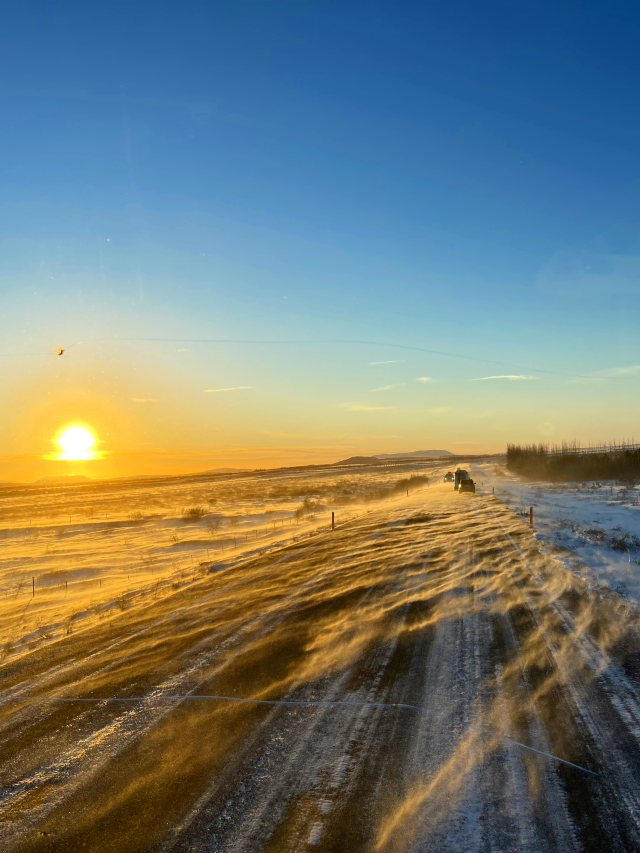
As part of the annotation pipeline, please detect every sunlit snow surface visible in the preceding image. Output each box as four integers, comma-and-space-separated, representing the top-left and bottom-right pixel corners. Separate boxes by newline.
475, 462, 640, 600
3, 462, 640, 851
0, 465, 429, 658
4, 461, 639, 659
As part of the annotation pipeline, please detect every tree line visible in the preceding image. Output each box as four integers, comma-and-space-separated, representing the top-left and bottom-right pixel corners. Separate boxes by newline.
506, 443, 640, 486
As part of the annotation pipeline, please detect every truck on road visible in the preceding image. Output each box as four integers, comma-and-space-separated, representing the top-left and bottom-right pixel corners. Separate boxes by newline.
454, 468, 469, 489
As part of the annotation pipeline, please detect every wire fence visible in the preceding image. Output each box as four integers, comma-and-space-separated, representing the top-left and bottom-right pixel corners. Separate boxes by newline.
545, 440, 640, 456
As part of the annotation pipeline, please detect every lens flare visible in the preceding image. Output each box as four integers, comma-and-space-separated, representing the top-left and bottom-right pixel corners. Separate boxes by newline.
56, 425, 97, 460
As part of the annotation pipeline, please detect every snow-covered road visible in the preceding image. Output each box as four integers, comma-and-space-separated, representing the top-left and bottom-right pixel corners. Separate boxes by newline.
3, 481, 640, 851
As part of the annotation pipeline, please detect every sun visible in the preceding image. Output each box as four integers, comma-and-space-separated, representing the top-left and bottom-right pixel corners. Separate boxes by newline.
56, 425, 97, 460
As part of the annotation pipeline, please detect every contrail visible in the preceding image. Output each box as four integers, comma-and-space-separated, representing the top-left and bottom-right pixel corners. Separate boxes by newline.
105, 337, 593, 379
1, 693, 597, 775
0, 336, 597, 379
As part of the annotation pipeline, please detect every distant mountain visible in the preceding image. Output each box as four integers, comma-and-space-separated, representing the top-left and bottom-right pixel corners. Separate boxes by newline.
375, 450, 453, 459
334, 456, 381, 466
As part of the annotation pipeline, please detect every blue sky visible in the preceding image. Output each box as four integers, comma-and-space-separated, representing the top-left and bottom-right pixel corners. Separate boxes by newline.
1, 1, 640, 476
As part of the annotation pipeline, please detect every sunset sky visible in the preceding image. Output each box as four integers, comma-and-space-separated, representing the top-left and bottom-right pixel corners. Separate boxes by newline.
2, 2, 640, 480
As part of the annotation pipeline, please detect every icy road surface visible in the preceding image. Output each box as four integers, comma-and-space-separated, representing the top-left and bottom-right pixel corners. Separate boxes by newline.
2, 482, 640, 852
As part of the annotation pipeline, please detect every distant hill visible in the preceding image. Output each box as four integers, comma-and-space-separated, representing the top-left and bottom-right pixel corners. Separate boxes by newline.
334, 450, 454, 466
34, 475, 93, 484
375, 450, 453, 459
201, 467, 252, 474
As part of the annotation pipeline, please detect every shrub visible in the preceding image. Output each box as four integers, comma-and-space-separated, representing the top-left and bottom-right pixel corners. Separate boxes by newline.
391, 475, 429, 493
360, 474, 430, 503
294, 497, 317, 520
182, 506, 207, 523
618, 475, 639, 490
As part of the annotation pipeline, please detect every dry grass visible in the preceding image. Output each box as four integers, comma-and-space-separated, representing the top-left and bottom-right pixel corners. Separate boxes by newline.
0, 462, 436, 662
1, 480, 636, 851
182, 506, 207, 523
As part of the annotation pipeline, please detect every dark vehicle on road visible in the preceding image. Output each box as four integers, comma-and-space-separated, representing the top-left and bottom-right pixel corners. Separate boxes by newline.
444, 472, 455, 482
454, 468, 469, 488
458, 478, 475, 494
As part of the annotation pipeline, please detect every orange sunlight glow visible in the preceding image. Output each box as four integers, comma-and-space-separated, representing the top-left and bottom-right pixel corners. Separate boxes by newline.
56, 424, 97, 460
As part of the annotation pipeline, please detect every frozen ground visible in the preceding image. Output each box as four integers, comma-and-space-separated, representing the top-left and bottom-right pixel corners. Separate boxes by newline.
2, 464, 640, 851
0, 464, 429, 660
473, 461, 640, 601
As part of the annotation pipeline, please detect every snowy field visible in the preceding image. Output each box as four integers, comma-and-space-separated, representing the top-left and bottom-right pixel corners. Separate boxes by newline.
4, 463, 640, 850
0, 463, 432, 661
4, 473, 640, 851
6, 456, 639, 660
473, 460, 640, 601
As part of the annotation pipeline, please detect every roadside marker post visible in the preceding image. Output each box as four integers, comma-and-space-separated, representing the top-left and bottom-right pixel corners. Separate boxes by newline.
530, 507, 533, 526
332, 512, 335, 530
32, 577, 35, 597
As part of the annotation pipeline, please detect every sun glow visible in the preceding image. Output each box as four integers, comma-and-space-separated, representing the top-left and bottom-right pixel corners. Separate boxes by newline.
56, 425, 97, 460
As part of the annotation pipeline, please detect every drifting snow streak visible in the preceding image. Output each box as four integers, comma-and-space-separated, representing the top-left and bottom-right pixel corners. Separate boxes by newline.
1, 693, 596, 775
1, 471, 640, 852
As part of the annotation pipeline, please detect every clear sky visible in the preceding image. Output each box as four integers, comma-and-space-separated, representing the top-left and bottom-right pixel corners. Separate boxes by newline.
2, 1, 640, 479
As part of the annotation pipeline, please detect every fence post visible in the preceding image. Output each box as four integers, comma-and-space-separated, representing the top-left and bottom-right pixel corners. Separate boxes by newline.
492, 487, 494, 495
332, 511, 335, 530
32, 577, 35, 597
530, 507, 533, 526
